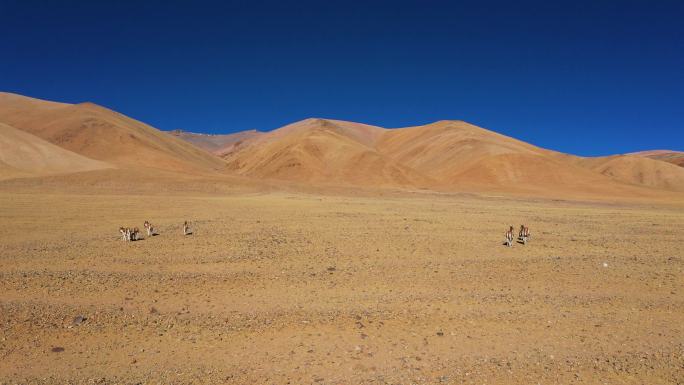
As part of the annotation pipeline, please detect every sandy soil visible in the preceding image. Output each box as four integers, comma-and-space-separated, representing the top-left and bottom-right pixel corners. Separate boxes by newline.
1, 190, 682, 385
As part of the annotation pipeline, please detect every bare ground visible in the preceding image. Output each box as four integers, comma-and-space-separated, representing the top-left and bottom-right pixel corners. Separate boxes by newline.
1, 191, 683, 384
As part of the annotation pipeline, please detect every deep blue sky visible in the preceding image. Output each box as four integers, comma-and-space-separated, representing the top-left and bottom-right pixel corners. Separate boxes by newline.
1, 0, 682, 156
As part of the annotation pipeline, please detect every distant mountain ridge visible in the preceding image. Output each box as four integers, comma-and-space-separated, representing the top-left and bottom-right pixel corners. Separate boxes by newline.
168, 129, 264, 156
212, 117, 684, 194
1, 92, 683, 197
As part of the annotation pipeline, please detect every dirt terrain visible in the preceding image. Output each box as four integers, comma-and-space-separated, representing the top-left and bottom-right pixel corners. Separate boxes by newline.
1, 188, 682, 384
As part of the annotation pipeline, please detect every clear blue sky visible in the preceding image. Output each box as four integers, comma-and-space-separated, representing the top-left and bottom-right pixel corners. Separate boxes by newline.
1, 0, 682, 156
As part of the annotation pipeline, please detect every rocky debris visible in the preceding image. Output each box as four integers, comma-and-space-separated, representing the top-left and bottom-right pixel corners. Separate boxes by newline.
71, 315, 86, 326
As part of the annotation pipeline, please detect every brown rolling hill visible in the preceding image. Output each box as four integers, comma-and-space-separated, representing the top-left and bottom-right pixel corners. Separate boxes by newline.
218, 118, 684, 195
0, 92, 226, 174
221, 118, 432, 188
628, 150, 684, 168
574, 154, 684, 192
2, 91, 683, 197
0, 121, 111, 180
374, 120, 603, 192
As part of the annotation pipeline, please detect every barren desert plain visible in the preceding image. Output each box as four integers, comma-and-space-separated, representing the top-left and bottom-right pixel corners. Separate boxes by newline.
1, 92, 683, 384
1, 181, 683, 384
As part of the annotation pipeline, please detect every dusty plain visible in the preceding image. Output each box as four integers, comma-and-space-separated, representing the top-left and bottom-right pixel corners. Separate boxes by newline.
1, 188, 683, 385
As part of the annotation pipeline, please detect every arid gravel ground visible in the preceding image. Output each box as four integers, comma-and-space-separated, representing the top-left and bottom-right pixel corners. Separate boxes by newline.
1, 191, 683, 384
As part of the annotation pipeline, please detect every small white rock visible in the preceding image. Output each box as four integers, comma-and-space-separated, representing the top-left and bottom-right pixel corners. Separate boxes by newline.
602, 262, 608, 267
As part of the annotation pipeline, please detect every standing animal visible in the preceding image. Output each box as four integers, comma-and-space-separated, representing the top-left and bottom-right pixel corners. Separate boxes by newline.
183, 221, 190, 235
518, 225, 530, 245
119, 226, 139, 241
144, 221, 154, 236
505, 226, 514, 247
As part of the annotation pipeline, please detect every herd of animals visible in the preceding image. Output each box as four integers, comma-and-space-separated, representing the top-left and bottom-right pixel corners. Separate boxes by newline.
119, 221, 529, 247
118, 220, 191, 241
506, 224, 531, 247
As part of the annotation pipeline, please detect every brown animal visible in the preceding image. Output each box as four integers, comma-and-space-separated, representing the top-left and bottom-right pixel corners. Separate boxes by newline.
144, 221, 154, 236
518, 225, 530, 245
505, 226, 514, 247
119, 226, 140, 241
119, 227, 128, 241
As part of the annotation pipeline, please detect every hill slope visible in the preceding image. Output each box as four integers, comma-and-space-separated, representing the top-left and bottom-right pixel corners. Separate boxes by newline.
222, 118, 431, 188
0, 92, 226, 173
574, 155, 684, 191
213, 118, 684, 195
628, 150, 684, 168
0, 122, 111, 180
